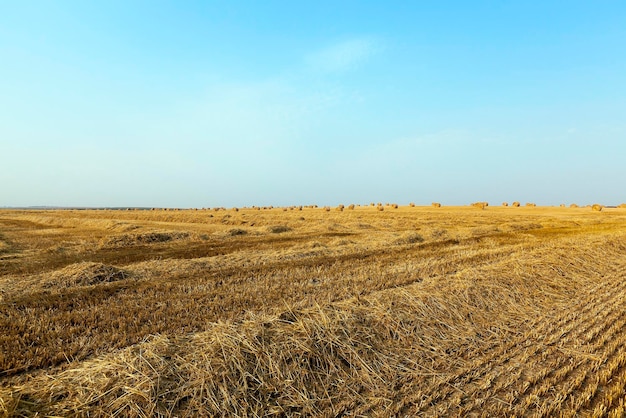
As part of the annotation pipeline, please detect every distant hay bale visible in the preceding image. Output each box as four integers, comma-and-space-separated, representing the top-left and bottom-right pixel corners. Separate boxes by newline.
512, 201, 521, 207
324, 206, 331, 212
232, 207, 239, 212
592, 204, 603, 212
347, 204, 355, 210
502, 202, 509, 207
570, 203, 579, 208
525, 203, 536, 207
409, 202, 415, 207
471, 202, 487, 210
431, 202, 441, 208
377, 206, 384, 211
336, 204, 345, 211
370, 203, 375, 206
559, 204, 566, 208
618, 203, 626, 209
392, 203, 399, 209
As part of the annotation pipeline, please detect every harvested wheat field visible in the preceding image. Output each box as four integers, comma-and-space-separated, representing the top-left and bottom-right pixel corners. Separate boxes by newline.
1, 205, 626, 417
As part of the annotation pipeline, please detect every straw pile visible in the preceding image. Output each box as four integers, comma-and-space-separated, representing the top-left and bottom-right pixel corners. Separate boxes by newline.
42, 262, 129, 288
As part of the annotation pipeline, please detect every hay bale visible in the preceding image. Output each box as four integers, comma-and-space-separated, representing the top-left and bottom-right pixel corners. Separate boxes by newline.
512, 201, 521, 207
471, 202, 487, 210
525, 203, 536, 207
409, 202, 415, 207
377, 206, 384, 211
392, 203, 399, 209
592, 204, 603, 212
559, 204, 566, 208
502, 202, 509, 207
324, 206, 331, 212
432, 202, 441, 208
570, 203, 579, 208
347, 204, 355, 210
618, 203, 626, 209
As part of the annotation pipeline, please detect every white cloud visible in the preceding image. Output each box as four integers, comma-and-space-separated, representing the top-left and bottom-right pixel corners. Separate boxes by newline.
305, 38, 382, 73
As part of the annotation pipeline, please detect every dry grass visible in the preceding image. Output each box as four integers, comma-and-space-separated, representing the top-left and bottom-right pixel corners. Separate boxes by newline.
1, 205, 626, 416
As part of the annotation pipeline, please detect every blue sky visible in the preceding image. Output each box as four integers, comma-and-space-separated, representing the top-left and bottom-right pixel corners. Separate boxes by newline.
1, 1, 625, 207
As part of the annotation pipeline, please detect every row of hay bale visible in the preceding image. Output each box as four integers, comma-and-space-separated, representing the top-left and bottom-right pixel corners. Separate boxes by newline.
470, 202, 612, 211
146, 202, 625, 212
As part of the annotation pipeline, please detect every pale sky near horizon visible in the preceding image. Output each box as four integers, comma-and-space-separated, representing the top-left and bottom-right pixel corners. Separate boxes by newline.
1, 1, 625, 207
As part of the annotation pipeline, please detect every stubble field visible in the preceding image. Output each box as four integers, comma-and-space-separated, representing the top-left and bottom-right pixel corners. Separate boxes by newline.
1, 204, 625, 417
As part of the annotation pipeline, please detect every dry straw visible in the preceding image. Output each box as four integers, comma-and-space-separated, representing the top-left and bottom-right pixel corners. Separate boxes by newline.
431, 202, 441, 208
3, 232, 626, 417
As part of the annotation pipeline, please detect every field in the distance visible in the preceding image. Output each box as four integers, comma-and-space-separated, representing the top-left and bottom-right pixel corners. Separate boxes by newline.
1, 204, 626, 417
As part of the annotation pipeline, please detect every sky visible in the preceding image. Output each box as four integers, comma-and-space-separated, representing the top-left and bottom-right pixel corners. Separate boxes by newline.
1, 1, 625, 207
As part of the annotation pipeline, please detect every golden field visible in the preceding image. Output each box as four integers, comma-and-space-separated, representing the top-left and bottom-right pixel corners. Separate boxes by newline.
1, 204, 626, 417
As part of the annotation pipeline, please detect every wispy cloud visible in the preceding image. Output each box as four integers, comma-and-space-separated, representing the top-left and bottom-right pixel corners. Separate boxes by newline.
305, 38, 383, 73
